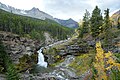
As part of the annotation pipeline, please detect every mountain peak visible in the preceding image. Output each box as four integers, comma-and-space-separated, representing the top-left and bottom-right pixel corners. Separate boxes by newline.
55, 18, 79, 28
68, 18, 73, 20
68, 18, 74, 21
0, 2, 55, 21
31, 7, 40, 11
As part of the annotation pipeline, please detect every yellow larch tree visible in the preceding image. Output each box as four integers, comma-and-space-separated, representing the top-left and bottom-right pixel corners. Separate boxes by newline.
93, 41, 120, 80
93, 41, 107, 80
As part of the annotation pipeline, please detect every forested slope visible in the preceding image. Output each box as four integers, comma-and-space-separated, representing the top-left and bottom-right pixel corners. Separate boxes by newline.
0, 9, 73, 41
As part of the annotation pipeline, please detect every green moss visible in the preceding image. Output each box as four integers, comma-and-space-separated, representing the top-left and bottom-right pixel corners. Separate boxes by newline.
16, 53, 38, 72
31, 53, 38, 64
68, 50, 95, 76
49, 58, 64, 67
114, 53, 120, 63
43, 47, 59, 55
0, 41, 20, 79
110, 68, 120, 80
24, 34, 31, 39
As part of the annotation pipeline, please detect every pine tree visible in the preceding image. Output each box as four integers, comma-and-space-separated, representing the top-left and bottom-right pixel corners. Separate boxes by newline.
79, 10, 90, 38
82, 9, 90, 34
90, 6, 103, 37
103, 8, 111, 31
0, 9, 72, 41
0, 42, 5, 73
103, 8, 113, 48
0, 42, 20, 80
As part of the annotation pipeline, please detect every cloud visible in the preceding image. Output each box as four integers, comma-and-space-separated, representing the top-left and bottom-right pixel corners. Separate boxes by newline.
0, 0, 44, 10
42, 0, 120, 21
0, 0, 119, 21
96, 0, 120, 12
42, 0, 93, 21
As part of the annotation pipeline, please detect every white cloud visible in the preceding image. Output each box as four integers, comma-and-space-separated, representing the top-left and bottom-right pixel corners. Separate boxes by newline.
0, 0, 119, 21
0, 0, 44, 10
87, 0, 98, 8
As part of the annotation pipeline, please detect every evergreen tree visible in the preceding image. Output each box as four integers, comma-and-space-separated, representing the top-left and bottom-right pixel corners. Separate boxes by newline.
0, 9, 73, 41
82, 10, 90, 34
79, 26, 84, 38
103, 8, 111, 31
0, 42, 20, 80
103, 8, 113, 48
0, 42, 5, 73
79, 10, 90, 38
90, 6, 103, 37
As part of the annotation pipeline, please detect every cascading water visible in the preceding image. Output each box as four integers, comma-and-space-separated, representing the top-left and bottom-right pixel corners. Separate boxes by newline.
37, 47, 47, 68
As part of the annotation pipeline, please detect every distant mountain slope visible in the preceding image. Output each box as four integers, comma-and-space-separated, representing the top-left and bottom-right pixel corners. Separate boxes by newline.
25, 7, 55, 20
0, 2, 78, 28
111, 10, 120, 19
0, 9, 73, 42
55, 18, 79, 28
0, 2, 55, 20
111, 10, 120, 26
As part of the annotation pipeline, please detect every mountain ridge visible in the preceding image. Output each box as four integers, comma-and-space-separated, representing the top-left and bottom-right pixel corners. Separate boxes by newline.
0, 2, 78, 28
0, 2, 55, 20
55, 18, 79, 28
111, 10, 120, 26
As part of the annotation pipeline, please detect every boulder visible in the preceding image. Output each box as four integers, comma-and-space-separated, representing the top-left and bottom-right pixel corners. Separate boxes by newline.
26, 47, 31, 51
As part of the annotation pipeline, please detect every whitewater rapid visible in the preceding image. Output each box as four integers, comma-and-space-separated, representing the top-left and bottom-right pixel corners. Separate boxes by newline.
37, 47, 47, 68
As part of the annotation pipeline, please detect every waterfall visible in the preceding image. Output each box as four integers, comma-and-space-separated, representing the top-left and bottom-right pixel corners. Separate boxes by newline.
37, 47, 47, 68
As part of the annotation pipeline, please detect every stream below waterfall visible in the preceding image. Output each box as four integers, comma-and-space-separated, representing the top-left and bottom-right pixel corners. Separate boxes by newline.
35, 48, 77, 80
31, 39, 79, 80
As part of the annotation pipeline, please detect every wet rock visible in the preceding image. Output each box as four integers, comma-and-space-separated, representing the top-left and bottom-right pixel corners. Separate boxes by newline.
20, 73, 57, 80
87, 40, 95, 47
26, 47, 31, 51
49, 55, 77, 79
58, 44, 88, 56
56, 55, 75, 67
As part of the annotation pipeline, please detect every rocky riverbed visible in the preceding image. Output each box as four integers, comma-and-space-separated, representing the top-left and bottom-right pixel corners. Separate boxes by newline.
0, 31, 93, 80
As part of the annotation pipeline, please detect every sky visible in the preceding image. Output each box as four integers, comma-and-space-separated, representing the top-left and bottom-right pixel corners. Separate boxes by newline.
0, 0, 120, 21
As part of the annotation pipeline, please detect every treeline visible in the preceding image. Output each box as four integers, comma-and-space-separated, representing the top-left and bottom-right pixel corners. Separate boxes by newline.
79, 6, 120, 38
0, 9, 73, 41
78, 6, 120, 50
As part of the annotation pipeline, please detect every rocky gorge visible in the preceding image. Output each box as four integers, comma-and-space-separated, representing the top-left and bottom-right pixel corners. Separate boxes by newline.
0, 1, 119, 79
0, 30, 120, 80
0, 31, 93, 80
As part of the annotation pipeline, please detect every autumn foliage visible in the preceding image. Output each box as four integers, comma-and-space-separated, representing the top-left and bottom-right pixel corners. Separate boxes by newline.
93, 41, 120, 80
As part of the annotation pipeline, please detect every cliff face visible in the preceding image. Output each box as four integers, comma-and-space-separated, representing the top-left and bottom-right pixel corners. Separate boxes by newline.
111, 10, 120, 26
0, 31, 41, 64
